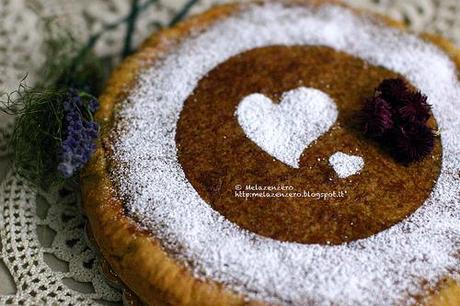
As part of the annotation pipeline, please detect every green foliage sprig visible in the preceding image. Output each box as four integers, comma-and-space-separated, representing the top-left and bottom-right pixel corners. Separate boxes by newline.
2, 83, 67, 188
0, 32, 104, 190
0, 0, 199, 191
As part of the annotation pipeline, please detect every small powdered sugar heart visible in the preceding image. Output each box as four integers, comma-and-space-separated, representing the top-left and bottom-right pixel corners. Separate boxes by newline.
236, 87, 338, 168
329, 152, 364, 178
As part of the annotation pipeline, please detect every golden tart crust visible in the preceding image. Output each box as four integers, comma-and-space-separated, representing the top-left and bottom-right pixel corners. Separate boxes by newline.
80, 1, 460, 305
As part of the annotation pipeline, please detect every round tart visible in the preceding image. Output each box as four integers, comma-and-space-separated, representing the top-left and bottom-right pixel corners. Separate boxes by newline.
81, 0, 460, 305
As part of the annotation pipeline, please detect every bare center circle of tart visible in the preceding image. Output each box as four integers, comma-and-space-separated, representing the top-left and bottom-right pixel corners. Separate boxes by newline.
176, 46, 442, 245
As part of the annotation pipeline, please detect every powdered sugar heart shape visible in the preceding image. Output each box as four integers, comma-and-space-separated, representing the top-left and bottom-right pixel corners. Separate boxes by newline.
329, 152, 364, 178
236, 87, 338, 168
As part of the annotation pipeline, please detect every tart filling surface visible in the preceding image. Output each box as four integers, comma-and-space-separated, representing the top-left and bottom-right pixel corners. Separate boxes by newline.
176, 45, 442, 245
91, 1, 460, 305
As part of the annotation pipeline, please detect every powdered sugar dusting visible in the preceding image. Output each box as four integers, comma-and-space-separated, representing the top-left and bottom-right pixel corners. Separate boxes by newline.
109, 2, 460, 305
236, 87, 338, 168
329, 152, 364, 178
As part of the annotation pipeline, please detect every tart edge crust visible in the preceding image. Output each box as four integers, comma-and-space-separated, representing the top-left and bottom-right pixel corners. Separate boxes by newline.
80, 1, 460, 305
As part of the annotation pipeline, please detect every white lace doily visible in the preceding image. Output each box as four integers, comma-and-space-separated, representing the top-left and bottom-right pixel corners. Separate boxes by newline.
0, 0, 459, 305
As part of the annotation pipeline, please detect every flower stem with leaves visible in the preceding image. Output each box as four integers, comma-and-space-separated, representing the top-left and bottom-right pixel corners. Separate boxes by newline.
0, 0, 199, 191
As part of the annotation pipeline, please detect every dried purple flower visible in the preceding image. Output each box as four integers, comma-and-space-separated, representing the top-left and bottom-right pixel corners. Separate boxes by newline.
391, 124, 435, 163
361, 78, 435, 163
398, 92, 431, 124
88, 97, 99, 113
362, 96, 394, 138
57, 89, 100, 178
376, 78, 410, 107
